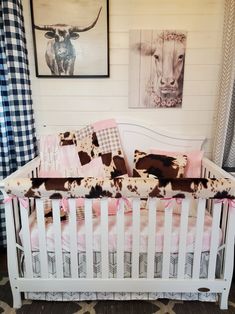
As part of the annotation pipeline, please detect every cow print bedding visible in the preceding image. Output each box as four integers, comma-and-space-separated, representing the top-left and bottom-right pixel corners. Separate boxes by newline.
5, 177, 235, 200
133, 150, 188, 178
9, 120, 234, 203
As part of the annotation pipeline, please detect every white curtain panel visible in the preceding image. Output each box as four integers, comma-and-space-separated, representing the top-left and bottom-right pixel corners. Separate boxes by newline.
212, 0, 235, 167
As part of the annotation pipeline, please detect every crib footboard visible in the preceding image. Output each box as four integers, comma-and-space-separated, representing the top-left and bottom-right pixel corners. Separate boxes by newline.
1, 158, 235, 309
3, 194, 235, 309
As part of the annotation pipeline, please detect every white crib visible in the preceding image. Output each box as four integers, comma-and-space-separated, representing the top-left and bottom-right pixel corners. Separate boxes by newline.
1, 120, 235, 310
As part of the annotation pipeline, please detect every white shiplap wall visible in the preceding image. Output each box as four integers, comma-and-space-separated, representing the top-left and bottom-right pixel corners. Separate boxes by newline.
22, 0, 224, 156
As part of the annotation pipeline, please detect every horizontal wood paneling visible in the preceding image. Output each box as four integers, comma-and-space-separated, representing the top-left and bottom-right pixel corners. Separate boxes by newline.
110, 31, 223, 49
110, 0, 224, 15
33, 95, 217, 111
22, 0, 225, 159
36, 110, 215, 125
110, 15, 223, 32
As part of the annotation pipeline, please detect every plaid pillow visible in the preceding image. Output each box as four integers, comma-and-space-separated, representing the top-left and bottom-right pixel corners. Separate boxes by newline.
133, 150, 187, 178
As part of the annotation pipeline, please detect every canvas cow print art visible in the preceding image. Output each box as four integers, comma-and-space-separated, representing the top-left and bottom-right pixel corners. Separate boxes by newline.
129, 30, 187, 108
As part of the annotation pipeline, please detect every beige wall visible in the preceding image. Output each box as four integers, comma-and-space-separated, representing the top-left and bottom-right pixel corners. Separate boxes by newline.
22, 0, 224, 157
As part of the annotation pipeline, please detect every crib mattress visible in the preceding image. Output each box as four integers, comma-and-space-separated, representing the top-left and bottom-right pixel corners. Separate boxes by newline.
22, 209, 221, 253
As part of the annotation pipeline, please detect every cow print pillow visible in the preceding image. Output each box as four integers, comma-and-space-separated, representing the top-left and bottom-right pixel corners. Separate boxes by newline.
133, 150, 188, 178
101, 150, 128, 179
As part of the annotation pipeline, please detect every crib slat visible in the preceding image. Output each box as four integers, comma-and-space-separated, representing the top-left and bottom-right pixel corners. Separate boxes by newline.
177, 198, 190, 279
12, 198, 21, 262
85, 199, 93, 278
117, 199, 125, 278
13, 198, 20, 235
162, 203, 173, 279
221, 202, 228, 244
52, 200, 63, 278
201, 165, 206, 178
208, 201, 222, 279
132, 198, 141, 278
68, 198, 78, 278
223, 205, 235, 281
20, 199, 33, 278
100, 199, 109, 279
192, 198, 206, 279
147, 198, 157, 279
36, 199, 48, 278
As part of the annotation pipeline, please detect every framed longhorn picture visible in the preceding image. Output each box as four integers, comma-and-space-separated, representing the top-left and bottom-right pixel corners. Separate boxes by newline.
30, 0, 109, 78
129, 30, 187, 108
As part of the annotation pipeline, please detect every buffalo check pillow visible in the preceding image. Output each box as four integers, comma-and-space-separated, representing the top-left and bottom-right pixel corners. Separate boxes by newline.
133, 150, 188, 178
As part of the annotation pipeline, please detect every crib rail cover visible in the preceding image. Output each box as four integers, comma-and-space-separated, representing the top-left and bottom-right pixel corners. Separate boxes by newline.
3, 177, 235, 199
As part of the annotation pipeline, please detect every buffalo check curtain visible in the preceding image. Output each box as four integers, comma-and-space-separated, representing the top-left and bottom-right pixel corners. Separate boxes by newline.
0, 0, 37, 246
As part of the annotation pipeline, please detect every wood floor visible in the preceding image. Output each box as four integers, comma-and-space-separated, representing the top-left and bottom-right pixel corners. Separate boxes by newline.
1, 250, 235, 313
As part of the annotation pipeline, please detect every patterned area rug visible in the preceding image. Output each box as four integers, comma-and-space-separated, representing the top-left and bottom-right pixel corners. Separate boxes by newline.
1, 274, 235, 314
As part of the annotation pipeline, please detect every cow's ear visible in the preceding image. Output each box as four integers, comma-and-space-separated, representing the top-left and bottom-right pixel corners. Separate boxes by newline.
45, 31, 55, 39
70, 32, 80, 40
133, 42, 156, 56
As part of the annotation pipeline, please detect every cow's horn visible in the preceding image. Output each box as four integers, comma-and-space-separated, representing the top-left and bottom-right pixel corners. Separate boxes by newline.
70, 7, 102, 32
34, 25, 55, 31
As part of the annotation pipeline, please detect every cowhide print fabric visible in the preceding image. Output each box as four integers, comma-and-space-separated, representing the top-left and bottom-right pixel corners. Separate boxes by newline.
4, 177, 235, 200
58, 120, 128, 178
133, 150, 188, 178
76, 133, 101, 166
101, 150, 128, 179
43, 206, 67, 224
59, 131, 77, 146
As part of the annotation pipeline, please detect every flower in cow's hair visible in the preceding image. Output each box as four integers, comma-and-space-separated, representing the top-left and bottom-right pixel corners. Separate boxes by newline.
158, 30, 187, 43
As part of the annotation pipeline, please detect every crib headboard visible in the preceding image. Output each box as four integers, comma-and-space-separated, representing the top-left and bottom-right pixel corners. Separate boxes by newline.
116, 119, 206, 172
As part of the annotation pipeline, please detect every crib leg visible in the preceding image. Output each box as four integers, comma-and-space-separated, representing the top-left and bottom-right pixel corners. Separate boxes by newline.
219, 289, 229, 310
11, 286, 22, 309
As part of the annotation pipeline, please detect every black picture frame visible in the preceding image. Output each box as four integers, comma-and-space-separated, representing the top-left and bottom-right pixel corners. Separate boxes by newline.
30, 0, 109, 78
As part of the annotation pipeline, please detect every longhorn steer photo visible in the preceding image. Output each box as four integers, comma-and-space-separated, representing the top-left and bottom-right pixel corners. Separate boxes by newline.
34, 7, 102, 76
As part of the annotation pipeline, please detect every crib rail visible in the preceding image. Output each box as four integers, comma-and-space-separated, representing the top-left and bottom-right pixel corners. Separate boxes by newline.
1, 156, 235, 310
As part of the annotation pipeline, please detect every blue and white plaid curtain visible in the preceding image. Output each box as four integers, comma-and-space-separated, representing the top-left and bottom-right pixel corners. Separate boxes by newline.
0, 0, 37, 246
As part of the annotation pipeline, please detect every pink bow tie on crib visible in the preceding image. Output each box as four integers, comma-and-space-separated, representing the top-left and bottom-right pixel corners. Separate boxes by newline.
116, 197, 131, 210
3, 196, 28, 209
215, 198, 235, 212
161, 197, 182, 209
